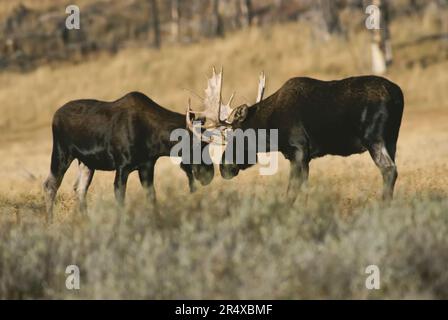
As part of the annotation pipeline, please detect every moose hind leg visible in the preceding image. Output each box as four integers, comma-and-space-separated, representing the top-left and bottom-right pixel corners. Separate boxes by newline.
368, 142, 397, 201
43, 146, 72, 223
287, 149, 310, 204
74, 162, 94, 214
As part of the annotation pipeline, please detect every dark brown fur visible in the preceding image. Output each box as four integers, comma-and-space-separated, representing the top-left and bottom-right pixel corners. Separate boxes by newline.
220, 76, 404, 202
43, 92, 214, 222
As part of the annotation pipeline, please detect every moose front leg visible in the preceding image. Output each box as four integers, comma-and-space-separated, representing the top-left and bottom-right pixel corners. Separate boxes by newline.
287, 149, 309, 204
138, 162, 156, 203
114, 168, 130, 206
180, 163, 197, 193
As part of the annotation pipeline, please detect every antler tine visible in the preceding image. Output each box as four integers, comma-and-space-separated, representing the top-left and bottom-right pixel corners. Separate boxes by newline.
256, 71, 266, 103
186, 98, 214, 143
217, 67, 224, 122
227, 92, 235, 106
202, 66, 234, 127
217, 104, 222, 123
186, 98, 192, 128
183, 88, 204, 102
219, 67, 223, 107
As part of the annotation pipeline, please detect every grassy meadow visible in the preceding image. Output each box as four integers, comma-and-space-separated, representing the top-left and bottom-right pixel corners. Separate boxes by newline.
0, 11, 448, 298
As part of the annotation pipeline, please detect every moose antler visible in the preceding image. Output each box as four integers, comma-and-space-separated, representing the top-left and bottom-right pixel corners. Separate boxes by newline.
256, 71, 266, 103
186, 68, 267, 144
186, 98, 227, 144
202, 67, 235, 125
186, 67, 233, 144
186, 99, 213, 143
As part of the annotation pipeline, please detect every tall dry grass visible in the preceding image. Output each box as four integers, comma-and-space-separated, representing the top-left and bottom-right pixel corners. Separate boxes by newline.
0, 12, 447, 299
1, 189, 448, 299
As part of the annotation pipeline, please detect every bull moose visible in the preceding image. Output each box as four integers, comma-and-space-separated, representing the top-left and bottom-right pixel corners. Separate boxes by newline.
187, 69, 404, 203
43, 92, 214, 223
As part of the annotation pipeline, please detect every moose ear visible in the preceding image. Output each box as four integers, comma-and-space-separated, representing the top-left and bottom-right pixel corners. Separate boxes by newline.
228, 104, 249, 124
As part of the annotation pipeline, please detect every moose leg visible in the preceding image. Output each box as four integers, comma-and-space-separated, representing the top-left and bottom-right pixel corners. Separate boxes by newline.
180, 163, 197, 193
114, 168, 130, 205
368, 142, 397, 201
43, 146, 73, 223
287, 149, 309, 204
138, 162, 156, 203
74, 162, 94, 214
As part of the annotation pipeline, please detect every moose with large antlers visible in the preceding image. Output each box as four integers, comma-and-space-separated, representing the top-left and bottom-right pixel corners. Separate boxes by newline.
44, 67, 404, 222
187, 69, 404, 203
43, 91, 215, 223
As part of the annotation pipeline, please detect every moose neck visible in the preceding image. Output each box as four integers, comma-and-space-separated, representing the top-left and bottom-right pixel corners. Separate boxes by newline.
140, 105, 188, 153
240, 95, 273, 130
165, 110, 189, 147
170, 111, 189, 130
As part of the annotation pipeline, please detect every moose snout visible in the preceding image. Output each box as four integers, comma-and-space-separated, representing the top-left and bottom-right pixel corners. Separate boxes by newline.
192, 164, 214, 186
220, 163, 240, 180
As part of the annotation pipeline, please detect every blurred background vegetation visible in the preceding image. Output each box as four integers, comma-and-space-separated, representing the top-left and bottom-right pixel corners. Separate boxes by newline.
0, 0, 446, 71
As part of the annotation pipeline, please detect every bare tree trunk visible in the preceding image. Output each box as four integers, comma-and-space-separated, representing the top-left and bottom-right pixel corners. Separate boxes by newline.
320, 0, 342, 35
212, 0, 224, 37
189, 0, 202, 40
274, 0, 284, 8
436, 0, 448, 51
235, 0, 252, 28
171, 0, 180, 42
150, 0, 161, 48
235, 0, 242, 29
241, 0, 253, 27
409, 0, 421, 12
274, 0, 286, 22
382, 0, 393, 65
371, 0, 392, 74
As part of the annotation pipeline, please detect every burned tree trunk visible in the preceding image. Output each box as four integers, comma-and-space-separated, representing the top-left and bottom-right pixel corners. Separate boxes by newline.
320, 0, 342, 35
150, 0, 161, 48
241, 0, 253, 27
171, 0, 180, 42
212, 0, 224, 37
409, 0, 422, 12
235, 0, 253, 28
430, 0, 448, 46
371, 0, 393, 74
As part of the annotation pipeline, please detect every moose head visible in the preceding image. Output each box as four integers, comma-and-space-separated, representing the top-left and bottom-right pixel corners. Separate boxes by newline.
186, 68, 267, 179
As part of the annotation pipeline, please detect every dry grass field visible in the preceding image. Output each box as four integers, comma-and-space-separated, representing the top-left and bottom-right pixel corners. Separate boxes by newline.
0, 11, 447, 299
